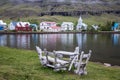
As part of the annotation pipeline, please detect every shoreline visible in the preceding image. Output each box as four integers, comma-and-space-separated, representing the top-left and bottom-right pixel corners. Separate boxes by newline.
0, 31, 120, 34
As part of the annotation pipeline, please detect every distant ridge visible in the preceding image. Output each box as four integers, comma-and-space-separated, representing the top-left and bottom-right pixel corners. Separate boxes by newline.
0, 0, 120, 18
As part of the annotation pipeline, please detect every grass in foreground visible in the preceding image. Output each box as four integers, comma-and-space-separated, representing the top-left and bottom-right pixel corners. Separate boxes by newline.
0, 47, 120, 80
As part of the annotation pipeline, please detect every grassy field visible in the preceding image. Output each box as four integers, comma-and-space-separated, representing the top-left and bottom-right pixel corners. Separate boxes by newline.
3, 14, 120, 27
0, 47, 120, 80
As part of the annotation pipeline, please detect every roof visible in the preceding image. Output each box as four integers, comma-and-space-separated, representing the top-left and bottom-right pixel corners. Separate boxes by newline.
30, 24, 38, 27
17, 22, 30, 27
11, 21, 17, 26
50, 26, 61, 29
0, 20, 7, 25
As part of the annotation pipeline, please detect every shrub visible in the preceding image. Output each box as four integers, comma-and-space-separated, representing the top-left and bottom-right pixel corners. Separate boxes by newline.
28, 19, 39, 25
100, 21, 113, 31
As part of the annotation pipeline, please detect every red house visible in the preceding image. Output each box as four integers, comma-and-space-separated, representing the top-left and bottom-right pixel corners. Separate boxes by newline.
15, 22, 32, 32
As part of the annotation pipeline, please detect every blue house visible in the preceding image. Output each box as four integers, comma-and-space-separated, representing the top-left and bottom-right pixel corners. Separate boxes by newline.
112, 22, 119, 31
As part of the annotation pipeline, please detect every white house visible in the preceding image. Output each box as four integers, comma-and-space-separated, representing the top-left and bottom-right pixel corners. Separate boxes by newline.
8, 21, 17, 30
0, 20, 7, 30
40, 22, 57, 31
76, 16, 88, 31
92, 24, 99, 31
0, 20, 7, 25
61, 22, 74, 31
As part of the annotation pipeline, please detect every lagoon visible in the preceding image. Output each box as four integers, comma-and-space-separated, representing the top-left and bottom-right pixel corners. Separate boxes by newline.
0, 33, 120, 65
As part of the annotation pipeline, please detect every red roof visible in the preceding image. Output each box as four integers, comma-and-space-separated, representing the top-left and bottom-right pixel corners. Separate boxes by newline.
50, 26, 61, 29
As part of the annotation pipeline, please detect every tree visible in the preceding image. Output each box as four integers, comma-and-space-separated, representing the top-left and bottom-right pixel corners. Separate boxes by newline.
28, 19, 39, 25
100, 21, 112, 31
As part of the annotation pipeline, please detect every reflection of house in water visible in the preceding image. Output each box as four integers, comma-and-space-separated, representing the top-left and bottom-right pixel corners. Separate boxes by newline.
61, 34, 73, 48
9, 35, 17, 47
112, 34, 120, 46
47, 34, 59, 50
93, 34, 98, 41
0, 35, 7, 46
32, 34, 38, 45
39, 34, 48, 49
39, 34, 74, 50
16, 34, 31, 49
39, 34, 61, 50
76, 34, 87, 50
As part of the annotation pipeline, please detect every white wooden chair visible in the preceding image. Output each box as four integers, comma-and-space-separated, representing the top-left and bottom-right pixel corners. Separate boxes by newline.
53, 47, 80, 71
74, 50, 92, 75
36, 46, 91, 75
36, 46, 80, 71
36, 46, 68, 66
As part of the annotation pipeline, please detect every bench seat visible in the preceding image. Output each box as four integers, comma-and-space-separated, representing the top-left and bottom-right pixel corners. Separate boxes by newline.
41, 56, 69, 65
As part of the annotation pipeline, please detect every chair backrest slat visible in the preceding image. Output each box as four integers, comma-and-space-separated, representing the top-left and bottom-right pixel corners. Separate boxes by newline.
36, 46, 42, 59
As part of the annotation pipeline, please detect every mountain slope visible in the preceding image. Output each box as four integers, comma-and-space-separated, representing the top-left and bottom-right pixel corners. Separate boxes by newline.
0, 0, 120, 18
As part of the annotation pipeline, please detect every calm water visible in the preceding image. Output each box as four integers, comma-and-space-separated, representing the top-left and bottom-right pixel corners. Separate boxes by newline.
0, 33, 120, 65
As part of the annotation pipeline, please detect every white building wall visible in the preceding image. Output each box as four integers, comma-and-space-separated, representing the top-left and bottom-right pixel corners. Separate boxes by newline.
40, 22, 57, 31
8, 23, 15, 30
61, 22, 74, 31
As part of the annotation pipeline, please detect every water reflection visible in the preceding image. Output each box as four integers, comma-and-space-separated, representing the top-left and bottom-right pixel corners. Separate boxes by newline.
60, 34, 74, 50
16, 34, 31, 49
39, 34, 60, 50
112, 34, 120, 46
76, 34, 87, 50
9, 35, 16, 47
32, 34, 38, 45
93, 34, 98, 41
38, 34, 74, 50
1, 34, 31, 49
0, 35, 7, 46
0, 33, 120, 65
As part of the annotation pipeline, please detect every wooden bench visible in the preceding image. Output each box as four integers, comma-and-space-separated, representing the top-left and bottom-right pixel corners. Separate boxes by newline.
36, 46, 91, 75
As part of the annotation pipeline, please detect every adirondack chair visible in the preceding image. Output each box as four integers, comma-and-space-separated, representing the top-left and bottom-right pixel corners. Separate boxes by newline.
74, 50, 92, 75
36, 46, 80, 71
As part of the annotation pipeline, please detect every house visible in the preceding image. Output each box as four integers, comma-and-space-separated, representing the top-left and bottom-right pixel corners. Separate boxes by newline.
49, 26, 61, 32
40, 22, 57, 31
0, 20, 7, 31
76, 16, 88, 31
92, 24, 99, 31
15, 22, 32, 32
9, 21, 37, 31
8, 21, 17, 30
16, 22, 30, 27
0, 20, 6, 25
61, 22, 74, 31
30, 24, 38, 31
112, 22, 120, 31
